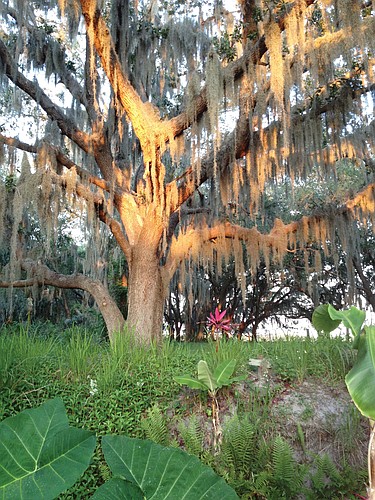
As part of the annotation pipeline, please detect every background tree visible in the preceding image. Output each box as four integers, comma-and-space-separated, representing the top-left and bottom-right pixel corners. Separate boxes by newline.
0, 0, 374, 343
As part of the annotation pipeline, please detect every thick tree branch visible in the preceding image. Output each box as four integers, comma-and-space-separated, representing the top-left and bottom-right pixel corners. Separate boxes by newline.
167, 113, 250, 212
0, 134, 112, 191
0, 259, 125, 341
0, 38, 92, 153
96, 208, 131, 260
79, 0, 161, 157
165, 182, 375, 277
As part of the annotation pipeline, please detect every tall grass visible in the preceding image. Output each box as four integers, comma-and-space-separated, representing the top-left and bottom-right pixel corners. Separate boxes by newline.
59, 328, 100, 378
0, 323, 58, 374
248, 336, 355, 382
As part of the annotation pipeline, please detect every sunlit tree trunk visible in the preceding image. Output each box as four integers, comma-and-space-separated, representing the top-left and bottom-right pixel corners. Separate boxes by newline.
126, 234, 167, 343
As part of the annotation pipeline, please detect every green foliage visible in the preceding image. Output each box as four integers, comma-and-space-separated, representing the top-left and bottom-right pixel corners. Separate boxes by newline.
308, 453, 341, 498
312, 304, 375, 419
345, 325, 375, 420
175, 359, 246, 397
312, 304, 342, 336
0, 398, 96, 499
141, 404, 170, 446
178, 415, 204, 457
64, 329, 100, 377
247, 436, 305, 500
93, 435, 239, 499
220, 414, 258, 479
312, 304, 365, 339
0, 326, 367, 498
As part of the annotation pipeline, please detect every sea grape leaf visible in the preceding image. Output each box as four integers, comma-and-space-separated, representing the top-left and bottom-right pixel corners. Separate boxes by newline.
0, 398, 96, 500
345, 326, 375, 420
95, 435, 239, 499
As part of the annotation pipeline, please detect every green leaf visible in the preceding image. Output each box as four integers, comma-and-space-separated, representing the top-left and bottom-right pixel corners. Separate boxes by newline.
93, 478, 143, 499
213, 359, 237, 387
174, 375, 208, 391
327, 304, 365, 338
0, 398, 96, 500
198, 360, 218, 392
345, 326, 375, 420
96, 436, 239, 499
312, 304, 341, 334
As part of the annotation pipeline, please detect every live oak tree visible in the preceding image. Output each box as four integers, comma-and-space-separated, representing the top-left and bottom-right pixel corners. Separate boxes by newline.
0, 0, 374, 343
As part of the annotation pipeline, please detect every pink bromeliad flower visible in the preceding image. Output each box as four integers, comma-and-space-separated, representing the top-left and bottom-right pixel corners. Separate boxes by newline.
207, 307, 232, 333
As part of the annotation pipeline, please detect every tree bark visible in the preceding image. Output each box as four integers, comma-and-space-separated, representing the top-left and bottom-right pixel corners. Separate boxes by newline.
352, 256, 375, 310
127, 244, 167, 343
0, 260, 125, 343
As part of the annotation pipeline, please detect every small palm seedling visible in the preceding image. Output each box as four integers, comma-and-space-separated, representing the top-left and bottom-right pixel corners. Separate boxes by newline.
174, 359, 246, 452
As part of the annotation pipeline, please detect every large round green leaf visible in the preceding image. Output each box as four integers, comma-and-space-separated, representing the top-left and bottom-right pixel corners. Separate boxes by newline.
0, 398, 96, 500
345, 326, 375, 420
93, 436, 239, 499
312, 304, 341, 334
327, 304, 365, 337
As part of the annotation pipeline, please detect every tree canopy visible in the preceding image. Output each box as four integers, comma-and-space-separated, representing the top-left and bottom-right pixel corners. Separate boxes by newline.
0, 0, 374, 342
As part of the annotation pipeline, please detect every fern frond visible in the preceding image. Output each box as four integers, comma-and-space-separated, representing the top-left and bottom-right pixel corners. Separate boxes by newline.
220, 414, 258, 479
271, 435, 296, 484
310, 453, 341, 493
178, 415, 204, 457
141, 404, 170, 446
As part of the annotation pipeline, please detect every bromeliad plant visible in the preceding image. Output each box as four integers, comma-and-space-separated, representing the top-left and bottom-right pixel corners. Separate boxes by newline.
207, 307, 233, 340
312, 304, 375, 499
174, 359, 246, 452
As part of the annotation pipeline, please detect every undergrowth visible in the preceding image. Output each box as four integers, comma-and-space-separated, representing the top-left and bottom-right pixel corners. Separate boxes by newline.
0, 322, 367, 499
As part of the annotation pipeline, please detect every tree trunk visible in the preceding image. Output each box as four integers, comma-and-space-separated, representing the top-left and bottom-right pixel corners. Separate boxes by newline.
127, 245, 166, 343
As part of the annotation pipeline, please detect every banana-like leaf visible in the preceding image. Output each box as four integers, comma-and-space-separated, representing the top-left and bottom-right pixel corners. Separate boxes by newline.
345, 326, 375, 420
198, 360, 217, 392
312, 304, 341, 334
327, 304, 365, 338
93, 436, 239, 499
174, 375, 207, 391
213, 359, 237, 387
0, 398, 96, 500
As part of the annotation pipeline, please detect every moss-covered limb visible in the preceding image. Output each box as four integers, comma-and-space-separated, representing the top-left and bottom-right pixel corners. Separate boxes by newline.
0, 259, 125, 341
165, 183, 375, 278
79, 0, 161, 158
0, 134, 111, 192
0, 2, 89, 112
0, 134, 36, 154
0, 39, 92, 154
168, 0, 316, 140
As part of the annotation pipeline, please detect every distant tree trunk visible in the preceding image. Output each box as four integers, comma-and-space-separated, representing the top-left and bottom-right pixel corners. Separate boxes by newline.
352, 256, 375, 310
251, 322, 258, 342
